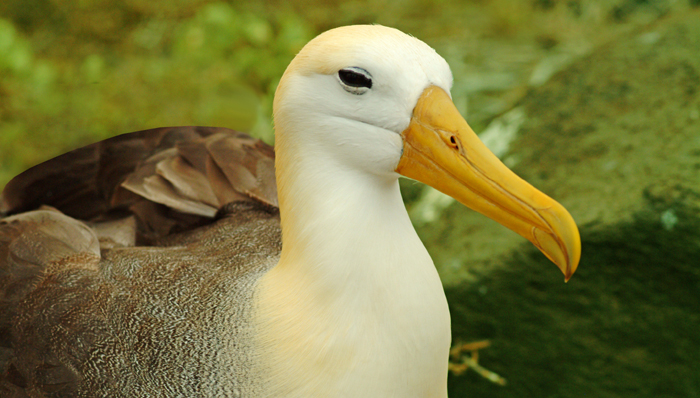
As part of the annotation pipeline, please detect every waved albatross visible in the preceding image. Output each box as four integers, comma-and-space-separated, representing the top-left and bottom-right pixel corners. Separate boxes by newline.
0, 25, 580, 397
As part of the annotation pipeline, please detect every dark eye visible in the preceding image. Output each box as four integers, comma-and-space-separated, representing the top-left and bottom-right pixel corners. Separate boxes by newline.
338, 67, 372, 94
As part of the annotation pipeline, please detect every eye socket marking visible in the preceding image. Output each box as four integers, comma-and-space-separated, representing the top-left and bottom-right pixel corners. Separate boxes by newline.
338, 67, 372, 94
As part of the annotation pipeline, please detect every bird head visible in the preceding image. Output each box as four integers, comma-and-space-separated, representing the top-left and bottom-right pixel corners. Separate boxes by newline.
273, 25, 580, 280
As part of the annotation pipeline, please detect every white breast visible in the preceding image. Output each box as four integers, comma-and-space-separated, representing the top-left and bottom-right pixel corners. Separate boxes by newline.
251, 175, 451, 398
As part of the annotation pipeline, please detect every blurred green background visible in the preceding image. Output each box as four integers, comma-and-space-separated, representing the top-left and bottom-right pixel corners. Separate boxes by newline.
2, 1, 700, 397
1, 0, 690, 189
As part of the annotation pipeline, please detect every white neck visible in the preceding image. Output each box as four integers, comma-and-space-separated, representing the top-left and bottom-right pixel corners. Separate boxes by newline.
251, 130, 451, 397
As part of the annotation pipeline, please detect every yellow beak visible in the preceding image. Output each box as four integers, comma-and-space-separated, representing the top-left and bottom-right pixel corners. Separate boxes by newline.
396, 86, 581, 281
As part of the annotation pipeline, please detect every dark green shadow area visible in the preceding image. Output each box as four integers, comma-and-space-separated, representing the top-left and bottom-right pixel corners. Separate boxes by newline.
446, 196, 700, 397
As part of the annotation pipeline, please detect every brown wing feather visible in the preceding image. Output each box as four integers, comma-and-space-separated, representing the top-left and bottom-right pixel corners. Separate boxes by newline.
0, 127, 281, 396
2, 127, 203, 219
205, 133, 278, 208
2, 126, 277, 239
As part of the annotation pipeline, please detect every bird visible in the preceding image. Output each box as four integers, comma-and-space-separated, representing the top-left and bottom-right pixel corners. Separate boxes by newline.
0, 25, 580, 397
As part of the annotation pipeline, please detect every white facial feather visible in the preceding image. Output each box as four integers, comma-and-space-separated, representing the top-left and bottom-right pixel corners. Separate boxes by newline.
274, 24, 454, 177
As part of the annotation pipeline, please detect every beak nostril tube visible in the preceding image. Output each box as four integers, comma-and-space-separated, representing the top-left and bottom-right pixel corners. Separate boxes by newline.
449, 135, 458, 149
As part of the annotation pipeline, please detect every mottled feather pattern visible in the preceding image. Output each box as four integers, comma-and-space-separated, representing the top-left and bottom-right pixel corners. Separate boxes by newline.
0, 127, 281, 397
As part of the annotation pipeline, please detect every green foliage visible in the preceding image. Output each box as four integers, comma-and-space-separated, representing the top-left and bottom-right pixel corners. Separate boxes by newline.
0, 3, 314, 188
1, 0, 692, 189
446, 201, 700, 397
0, 18, 61, 187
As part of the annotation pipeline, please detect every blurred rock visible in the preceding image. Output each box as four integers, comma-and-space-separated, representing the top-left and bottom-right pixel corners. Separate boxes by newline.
419, 10, 700, 398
